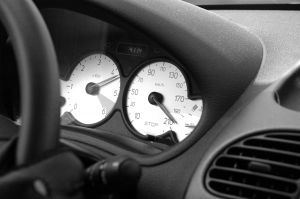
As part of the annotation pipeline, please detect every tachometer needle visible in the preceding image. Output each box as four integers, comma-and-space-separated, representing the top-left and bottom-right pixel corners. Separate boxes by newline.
86, 75, 120, 95
95, 75, 120, 87
149, 92, 178, 124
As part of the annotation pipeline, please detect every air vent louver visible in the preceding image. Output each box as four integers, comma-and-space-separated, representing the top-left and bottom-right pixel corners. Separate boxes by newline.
205, 132, 300, 199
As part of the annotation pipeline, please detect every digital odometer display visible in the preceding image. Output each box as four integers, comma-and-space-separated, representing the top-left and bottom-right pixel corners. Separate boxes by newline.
126, 61, 203, 142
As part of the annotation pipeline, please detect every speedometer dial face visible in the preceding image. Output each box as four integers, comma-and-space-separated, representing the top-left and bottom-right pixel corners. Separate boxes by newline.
61, 53, 120, 125
126, 61, 203, 142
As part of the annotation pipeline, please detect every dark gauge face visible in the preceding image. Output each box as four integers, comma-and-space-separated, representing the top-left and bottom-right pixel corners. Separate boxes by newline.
60, 53, 120, 125
126, 61, 203, 141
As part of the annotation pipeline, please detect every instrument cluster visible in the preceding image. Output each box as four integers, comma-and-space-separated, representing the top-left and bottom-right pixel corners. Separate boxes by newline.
45, 8, 204, 145
60, 51, 203, 144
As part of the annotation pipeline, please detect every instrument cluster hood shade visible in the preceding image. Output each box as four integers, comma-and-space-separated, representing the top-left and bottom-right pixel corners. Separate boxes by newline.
36, 0, 263, 163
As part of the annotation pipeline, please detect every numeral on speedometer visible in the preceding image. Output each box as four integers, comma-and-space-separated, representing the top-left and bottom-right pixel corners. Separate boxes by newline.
175, 95, 185, 102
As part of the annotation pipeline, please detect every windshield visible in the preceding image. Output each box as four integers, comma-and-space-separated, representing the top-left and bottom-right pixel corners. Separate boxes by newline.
185, 0, 300, 5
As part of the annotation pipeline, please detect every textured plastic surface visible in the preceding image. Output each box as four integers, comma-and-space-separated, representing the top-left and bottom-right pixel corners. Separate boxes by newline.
185, 10, 300, 199
277, 67, 300, 111
60, 125, 163, 156
214, 10, 300, 84
186, 68, 300, 198
0, 0, 60, 164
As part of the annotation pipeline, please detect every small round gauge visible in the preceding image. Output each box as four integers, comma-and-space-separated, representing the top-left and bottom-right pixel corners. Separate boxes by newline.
126, 61, 203, 142
61, 53, 120, 125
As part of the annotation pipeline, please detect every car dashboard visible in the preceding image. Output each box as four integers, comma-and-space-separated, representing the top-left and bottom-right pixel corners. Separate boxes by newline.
0, 1, 300, 199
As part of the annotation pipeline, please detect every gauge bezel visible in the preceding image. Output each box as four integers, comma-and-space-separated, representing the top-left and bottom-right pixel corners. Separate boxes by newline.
60, 51, 123, 128
122, 58, 203, 141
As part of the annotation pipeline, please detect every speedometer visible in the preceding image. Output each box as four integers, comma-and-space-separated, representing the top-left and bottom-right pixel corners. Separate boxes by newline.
61, 53, 120, 125
126, 61, 203, 142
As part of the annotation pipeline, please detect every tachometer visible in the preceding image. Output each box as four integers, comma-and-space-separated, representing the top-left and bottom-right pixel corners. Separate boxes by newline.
61, 53, 120, 125
126, 61, 203, 142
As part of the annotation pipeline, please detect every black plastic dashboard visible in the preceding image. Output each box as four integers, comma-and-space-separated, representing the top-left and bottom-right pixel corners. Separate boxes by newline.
186, 9, 300, 199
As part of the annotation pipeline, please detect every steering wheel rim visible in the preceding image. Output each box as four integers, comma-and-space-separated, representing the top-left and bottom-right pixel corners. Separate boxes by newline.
0, 0, 60, 165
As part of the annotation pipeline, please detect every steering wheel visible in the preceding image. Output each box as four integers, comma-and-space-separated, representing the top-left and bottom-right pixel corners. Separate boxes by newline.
0, 0, 60, 165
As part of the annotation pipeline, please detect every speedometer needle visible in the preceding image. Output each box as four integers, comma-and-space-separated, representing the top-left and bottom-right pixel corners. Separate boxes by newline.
148, 92, 178, 124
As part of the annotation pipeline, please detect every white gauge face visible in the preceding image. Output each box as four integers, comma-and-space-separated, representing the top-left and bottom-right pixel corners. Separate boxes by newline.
126, 61, 203, 142
61, 53, 120, 125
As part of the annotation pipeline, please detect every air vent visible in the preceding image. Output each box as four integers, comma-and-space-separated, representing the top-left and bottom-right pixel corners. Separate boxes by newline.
205, 132, 300, 199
